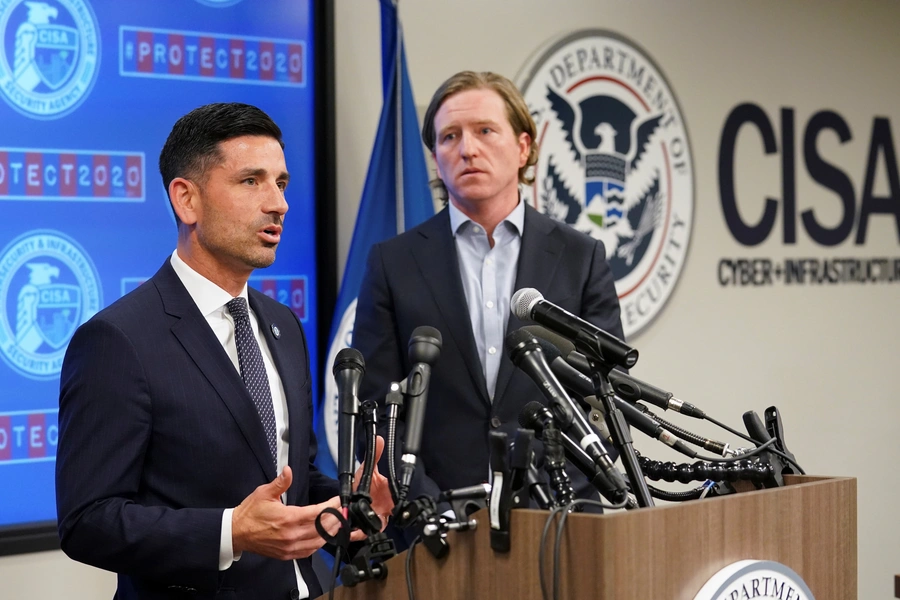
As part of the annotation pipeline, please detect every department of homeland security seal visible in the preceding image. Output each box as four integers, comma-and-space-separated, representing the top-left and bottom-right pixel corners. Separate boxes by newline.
0, 0, 100, 119
693, 560, 816, 600
517, 30, 694, 338
0, 230, 101, 379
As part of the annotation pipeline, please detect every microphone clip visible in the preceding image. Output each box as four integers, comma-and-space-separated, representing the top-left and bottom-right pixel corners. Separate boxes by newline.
338, 491, 397, 587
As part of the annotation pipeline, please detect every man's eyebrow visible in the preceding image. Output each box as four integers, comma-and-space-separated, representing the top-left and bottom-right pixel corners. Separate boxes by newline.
438, 118, 500, 136
234, 167, 291, 183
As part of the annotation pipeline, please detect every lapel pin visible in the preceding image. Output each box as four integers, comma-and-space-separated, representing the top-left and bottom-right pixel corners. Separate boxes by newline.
271, 324, 281, 339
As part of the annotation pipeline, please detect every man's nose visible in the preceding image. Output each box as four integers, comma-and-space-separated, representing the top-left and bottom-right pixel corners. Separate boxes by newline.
458, 131, 478, 158
265, 183, 289, 215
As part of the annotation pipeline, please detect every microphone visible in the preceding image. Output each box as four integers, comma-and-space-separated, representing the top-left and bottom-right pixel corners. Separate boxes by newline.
506, 329, 627, 497
333, 347, 365, 507
531, 337, 698, 457
523, 325, 705, 419
511, 288, 637, 369
519, 401, 617, 498
399, 326, 442, 494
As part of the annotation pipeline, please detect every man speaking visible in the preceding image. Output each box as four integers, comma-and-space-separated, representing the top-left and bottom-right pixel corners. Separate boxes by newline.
55, 103, 392, 599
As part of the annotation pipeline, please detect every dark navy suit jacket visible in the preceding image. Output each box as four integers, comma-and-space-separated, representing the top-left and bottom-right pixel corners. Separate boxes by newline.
353, 205, 625, 505
56, 258, 338, 599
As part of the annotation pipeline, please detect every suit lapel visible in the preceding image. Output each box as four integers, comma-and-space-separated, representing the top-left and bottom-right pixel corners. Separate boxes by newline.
154, 260, 277, 481
411, 210, 491, 405
493, 206, 565, 405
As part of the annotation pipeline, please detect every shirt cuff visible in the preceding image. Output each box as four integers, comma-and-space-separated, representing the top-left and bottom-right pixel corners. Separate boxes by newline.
219, 508, 242, 570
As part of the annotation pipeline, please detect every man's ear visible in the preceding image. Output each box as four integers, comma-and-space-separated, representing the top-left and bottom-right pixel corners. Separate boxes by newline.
169, 178, 199, 225
517, 132, 531, 168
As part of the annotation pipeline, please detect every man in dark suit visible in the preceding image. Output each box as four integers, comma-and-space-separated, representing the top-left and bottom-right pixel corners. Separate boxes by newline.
56, 103, 392, 599
353, 72, 624, 512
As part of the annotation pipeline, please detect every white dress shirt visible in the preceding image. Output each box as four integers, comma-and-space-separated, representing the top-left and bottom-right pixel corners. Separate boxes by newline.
448, 200, 524, 400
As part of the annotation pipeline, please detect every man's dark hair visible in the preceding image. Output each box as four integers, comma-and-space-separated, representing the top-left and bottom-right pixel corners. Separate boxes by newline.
158, 103, 284, 220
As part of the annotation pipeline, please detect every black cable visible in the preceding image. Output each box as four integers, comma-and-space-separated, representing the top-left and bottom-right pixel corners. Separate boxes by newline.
357, 401, 377, 493
646, 482, 710, 502
551, 499, 609, 600
405, 536, 421, 600
704, 413, 755, 442
691, 437, 777, 462
635, 404, 728, 455
538, 496, 626, 600
327, 546, 342, 600
702, 413, 805, 474
539, 505, 565, 600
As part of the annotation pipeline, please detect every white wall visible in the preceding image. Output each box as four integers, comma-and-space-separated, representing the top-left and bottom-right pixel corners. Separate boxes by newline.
3, 1, 896, 598
336, 1, 899, 598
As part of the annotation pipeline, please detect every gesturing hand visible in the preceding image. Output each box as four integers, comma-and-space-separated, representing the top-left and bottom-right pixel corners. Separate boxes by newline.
232, 466, 344, 560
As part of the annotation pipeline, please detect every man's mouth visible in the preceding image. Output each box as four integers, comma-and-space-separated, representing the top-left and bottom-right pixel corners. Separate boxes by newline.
259, 224, 282, 244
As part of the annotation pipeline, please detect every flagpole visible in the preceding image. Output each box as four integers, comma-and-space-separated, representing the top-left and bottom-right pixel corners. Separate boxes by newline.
394, 0, 405, 234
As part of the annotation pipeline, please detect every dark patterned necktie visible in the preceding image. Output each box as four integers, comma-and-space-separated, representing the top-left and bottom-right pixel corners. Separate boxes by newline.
226, 297, 277, 464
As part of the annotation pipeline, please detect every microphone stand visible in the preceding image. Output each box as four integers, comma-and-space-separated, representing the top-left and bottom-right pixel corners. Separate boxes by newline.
584, 356, 655, 508
340, 400, 397, 587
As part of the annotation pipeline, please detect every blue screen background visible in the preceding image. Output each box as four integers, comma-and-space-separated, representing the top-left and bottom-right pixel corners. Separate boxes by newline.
0, 0, 321, 530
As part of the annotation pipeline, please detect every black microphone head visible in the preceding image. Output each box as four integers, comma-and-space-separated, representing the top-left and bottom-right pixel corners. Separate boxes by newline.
518, 400, 549, 429
522, 327, 563, 362
522, 324, 576, 357
408, 326, 442, 365
333, 347, 365, 375
505, 328, 542, 367
510, 288, 543, 320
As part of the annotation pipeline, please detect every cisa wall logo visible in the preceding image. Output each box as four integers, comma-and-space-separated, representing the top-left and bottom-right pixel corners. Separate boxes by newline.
0, 230, 101, 379
0, 0, 100, 120
518, 30, 694, 338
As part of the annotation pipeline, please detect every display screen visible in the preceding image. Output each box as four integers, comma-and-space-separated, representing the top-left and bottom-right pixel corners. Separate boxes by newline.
0, 0, 323, 549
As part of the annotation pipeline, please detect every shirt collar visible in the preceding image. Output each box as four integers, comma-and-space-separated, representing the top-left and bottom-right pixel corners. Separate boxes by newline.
169, 250, 249, 318
448, 197, 525, 237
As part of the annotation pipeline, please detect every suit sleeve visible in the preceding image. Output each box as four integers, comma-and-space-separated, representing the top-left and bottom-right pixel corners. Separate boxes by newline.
353, 244, 443, 503
56, 317, 222, 581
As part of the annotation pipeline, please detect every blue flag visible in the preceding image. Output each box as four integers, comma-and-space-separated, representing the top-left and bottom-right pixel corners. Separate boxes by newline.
315, 0, 434, 476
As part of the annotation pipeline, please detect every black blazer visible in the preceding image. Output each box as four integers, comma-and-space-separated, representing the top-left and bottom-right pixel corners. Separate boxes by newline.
56, 258, 338, 599
353, 205, 624, 503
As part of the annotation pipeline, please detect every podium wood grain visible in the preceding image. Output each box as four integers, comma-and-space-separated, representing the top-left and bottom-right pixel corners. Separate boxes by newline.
321, 475, 856, 599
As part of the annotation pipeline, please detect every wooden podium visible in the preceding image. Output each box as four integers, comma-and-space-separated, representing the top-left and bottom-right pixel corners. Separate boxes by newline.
321, 475, 856, 599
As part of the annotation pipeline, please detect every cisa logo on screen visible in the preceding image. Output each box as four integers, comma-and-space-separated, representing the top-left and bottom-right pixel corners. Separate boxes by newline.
0, 230, 101, 380
0, 0, 100, 120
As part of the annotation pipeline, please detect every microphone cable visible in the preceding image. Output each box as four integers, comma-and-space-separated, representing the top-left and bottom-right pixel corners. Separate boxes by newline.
405, 536, 421, 600
538, 498, 610, 600
629, 402, 730, 456
646, 482, 717, 502
703, 412, 806, 474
